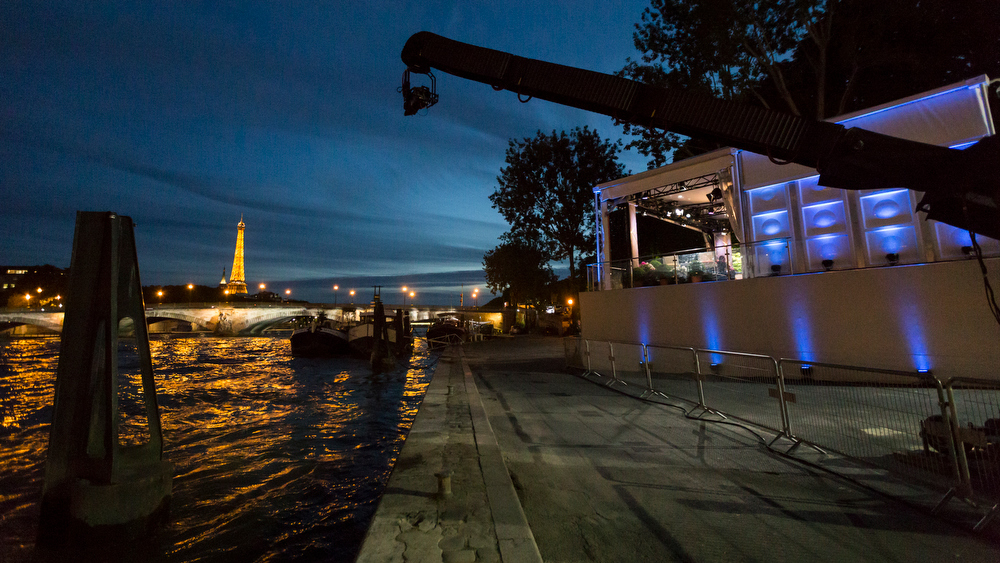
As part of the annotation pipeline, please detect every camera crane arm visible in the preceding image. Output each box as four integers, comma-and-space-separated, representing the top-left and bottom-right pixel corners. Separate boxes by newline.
400, 31, 1000, 240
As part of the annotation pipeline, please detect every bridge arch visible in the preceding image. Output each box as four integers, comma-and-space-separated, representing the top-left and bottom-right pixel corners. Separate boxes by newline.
0, 312, 64, 333
145, 311, 214, 332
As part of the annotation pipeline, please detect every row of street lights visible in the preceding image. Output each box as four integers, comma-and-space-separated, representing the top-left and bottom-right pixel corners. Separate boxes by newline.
21, 286, 62, 309
150, 282, 422, 307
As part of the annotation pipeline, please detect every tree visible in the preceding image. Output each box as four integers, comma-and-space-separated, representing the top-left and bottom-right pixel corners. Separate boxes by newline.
482, 241, 556, 308
761, 0, 1000, 118
489, 126, 627, 282
619, 0, 825, 167
621, 0, 1000, 166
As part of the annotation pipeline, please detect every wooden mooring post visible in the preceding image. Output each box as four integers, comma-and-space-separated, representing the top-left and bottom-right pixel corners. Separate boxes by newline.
38, 212, 173, 546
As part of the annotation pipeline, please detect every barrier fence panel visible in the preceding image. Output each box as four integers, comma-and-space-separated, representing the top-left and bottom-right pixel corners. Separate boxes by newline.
561, 336, 999, 530
695, 349, 786, 434
644, 345, 700, 406
779, 359, 957, 491
607, 341, 646, 388
563, 337, 585, 370
944, 377, 1000, 527
584, 340, 617, 381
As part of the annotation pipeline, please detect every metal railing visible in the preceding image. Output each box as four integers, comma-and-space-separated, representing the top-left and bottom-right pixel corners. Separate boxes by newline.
642, 344, 699, 404
697, 349, 788, 437
585, 238, 793, 292
778, 359, 959, 492
941, 377, 1000, 530
562, 336, 1000, 531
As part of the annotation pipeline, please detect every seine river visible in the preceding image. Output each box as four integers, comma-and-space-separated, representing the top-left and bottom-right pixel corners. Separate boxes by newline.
0, 334, 439, 562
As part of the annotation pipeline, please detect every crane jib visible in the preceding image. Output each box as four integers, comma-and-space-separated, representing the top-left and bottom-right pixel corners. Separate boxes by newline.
401, 31, 1000, 240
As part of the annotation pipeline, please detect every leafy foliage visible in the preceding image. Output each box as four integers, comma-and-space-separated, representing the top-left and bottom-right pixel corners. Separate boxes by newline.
759, 0, 1000, 118
620, 0, 999, 166
619, 0, 823, 167
482, 241, 555, 307
489, 126, 627, 283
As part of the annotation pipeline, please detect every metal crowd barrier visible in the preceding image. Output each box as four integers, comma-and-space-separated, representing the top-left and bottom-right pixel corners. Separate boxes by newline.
941, 377, 1000, 530
562, 336, 1000, 531
696, 349, 788, 438
563, 336, 586, 370
778, 359, 960, 492
643, 344, 699, 404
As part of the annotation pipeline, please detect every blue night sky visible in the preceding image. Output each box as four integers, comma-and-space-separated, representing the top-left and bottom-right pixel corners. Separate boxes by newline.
1, 1, 652, 306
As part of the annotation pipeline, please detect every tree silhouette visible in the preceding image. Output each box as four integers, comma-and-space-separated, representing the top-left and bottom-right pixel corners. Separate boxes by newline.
489, 126, 627, 284
620, 0, 999, 165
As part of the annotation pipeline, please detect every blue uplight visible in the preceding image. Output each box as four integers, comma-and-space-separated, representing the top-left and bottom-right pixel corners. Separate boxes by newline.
790, 314, 815, 363
898, 298, 932, 372
637, 304, 651, 345
701, 291, 721, 352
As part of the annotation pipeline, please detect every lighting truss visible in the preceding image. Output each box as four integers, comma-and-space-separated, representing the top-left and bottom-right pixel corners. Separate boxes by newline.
631, 172, 722, 203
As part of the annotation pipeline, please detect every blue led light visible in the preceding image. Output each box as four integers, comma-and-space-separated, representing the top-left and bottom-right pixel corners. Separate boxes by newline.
859, 188, 909, 200
898, 298, 931, 372
820, 244, 837, 260
757, 187, 779, 201
753, 209, 787, 219
873, 199, 901, 219
637, 305, 651, 345
701, 292, 721, 354
836, 84, 976, 124
761, 218, 782, 235
813, 210, 837, 228
880, 235, 901, 253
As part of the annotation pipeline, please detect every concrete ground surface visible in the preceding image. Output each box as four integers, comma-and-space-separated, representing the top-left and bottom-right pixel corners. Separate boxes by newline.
356, 335, 1000, 562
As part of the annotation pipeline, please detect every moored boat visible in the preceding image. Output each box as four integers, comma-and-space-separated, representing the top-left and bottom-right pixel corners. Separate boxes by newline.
426, 316, 465, 348
290, 312, 351, 357
347, 291, 413, 372
348, 309, 412, 358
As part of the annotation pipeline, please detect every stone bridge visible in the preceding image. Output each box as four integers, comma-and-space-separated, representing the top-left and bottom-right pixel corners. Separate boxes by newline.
1, 303, 501, 336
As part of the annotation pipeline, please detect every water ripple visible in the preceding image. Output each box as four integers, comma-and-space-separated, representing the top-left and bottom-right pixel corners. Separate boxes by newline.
0, 335, 438, 562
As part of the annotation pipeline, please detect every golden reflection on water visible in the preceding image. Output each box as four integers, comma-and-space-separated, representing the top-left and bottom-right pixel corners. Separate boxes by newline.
0, 334, 439, 562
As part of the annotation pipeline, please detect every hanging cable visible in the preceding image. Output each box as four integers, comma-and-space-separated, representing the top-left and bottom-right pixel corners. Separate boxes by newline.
962, 197, 1000, 329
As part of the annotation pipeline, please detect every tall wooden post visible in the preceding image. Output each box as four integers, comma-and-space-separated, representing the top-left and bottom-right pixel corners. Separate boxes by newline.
38, 212, 173, 545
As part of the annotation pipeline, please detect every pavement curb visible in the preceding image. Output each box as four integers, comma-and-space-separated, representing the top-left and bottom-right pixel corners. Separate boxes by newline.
355, 345, 542, 563
458, 347, 543, 563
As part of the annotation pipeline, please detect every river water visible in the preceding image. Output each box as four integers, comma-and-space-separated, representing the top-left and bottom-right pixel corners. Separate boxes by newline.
0, 334, 439, 562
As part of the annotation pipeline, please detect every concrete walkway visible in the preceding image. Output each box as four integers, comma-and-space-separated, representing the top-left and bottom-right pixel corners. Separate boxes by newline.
356, 335, 1000, 562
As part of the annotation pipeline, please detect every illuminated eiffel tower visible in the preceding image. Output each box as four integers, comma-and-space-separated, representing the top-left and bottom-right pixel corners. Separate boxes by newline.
227, 215, 248, 294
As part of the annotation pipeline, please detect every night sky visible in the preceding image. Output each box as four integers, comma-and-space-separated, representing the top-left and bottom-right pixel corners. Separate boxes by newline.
1, 1, 652, 305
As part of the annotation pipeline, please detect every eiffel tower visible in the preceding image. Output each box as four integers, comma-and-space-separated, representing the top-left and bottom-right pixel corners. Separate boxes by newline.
227, 216, 248, 294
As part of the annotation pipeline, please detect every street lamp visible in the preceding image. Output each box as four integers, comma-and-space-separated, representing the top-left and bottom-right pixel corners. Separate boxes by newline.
473, 288, 479, 308
24, 293, 31, 308
188, 283, 194, 303
333, 284, 339, 305
157, 290, 164, 304
349, 289, 355, 304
